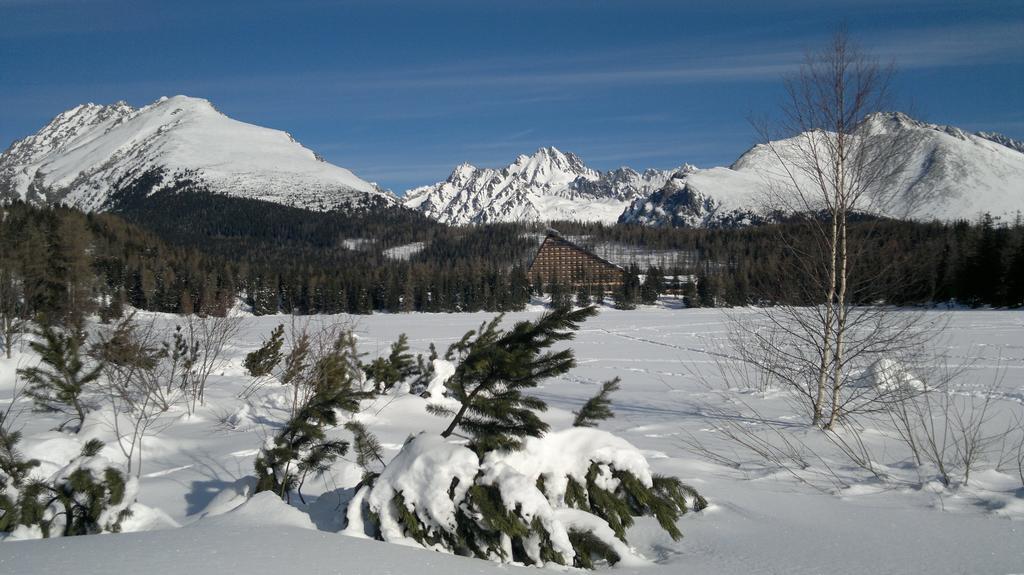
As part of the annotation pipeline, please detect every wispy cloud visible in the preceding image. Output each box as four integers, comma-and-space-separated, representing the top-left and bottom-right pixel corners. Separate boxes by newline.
300, 21, 1023, 94
7, 19, 1019, 103
866, 21, 1024, 68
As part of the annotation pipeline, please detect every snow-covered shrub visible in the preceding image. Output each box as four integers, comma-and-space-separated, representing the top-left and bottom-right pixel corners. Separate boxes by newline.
348, 308, 706, 568
0, 425, 41, 533
486, 428, 706, 543
865, 358, 924, 392
6, 439, 135, 538
352, 429, 704, 567
362, 433, 479, 548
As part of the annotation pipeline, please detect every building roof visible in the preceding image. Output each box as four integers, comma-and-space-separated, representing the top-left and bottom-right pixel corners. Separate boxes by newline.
529, 230, 625, 272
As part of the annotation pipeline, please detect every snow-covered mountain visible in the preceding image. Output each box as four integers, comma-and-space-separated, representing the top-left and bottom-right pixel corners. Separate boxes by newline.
410, 114, 1024, 228
403, 147, 680, 224
617, 169, 765, 228
621, 113, 1024, 228
0, 96, 395, 212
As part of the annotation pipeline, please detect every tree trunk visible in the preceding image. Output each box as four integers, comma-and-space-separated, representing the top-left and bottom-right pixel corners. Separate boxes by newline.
827, 205, 850, 430
814, 211, 840, 426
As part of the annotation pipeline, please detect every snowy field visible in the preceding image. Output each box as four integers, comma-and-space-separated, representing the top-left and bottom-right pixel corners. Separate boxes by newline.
1, 307, 1022, 574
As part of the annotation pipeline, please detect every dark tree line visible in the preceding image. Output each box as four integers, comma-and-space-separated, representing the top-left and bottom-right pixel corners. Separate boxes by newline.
0, 200, 537, 329
549, 215, 1024, 308
1, 197, 1019, 333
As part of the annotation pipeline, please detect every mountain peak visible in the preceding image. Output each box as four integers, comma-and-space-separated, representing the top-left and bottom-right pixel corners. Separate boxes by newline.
861, 111, 1024, 153
0, 95, 393, 212
404, 148, 678, 225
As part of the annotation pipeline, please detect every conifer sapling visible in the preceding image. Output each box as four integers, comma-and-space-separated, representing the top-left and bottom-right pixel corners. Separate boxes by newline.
243, 323, 284, 377
19, 324, 102, 433
254, 330, 372, 503
363, 333, 418, 394
435, 306, 597, 454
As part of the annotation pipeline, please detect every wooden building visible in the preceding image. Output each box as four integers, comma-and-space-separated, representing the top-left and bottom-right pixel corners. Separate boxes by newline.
527, 230, 625, 291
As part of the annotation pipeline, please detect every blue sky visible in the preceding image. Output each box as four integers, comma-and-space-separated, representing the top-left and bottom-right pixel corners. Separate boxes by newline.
2, 0, 1022, 192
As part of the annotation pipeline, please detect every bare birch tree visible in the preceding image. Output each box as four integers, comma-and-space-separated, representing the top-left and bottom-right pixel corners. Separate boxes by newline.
744, 29, 933, 428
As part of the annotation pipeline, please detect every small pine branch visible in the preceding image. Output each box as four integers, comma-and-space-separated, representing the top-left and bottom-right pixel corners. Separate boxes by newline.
572, 378, 620, 428
568, 529, 621, 568
344, 421, 385, 475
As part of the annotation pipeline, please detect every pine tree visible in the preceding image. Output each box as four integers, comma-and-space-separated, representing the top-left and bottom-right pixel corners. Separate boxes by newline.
572, 378, 620, 427
254, 331, 372, 502
434, 306, 597, 454
612, 285, 634, 310
0, 265, 28, 359
509, 264, 531, 309
18, 324, 102, 433
1006, 234, 1024, 307
613, 264, 641, 310
363, 333, 418, 394
243, 323, 285, 377
575, 285, 591, 307
48, 214, 95, 330
640, 266, 663, 304
548, 280, 572, 310
696, 268, 716, 308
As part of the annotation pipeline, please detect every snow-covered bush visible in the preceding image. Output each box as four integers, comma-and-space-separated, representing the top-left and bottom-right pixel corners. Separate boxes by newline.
0, 425, 41, 533
351, 429, 704, 567
346, 307, 706, 568
3, 438, 135, 538
864, 358, 924, 392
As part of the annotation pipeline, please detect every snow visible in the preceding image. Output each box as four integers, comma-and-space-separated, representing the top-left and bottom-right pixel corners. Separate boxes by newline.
863, 358, 925, 392
1, 307, 1022, 573
383, 241, 425, 260
481, 428, 654, 508
423, 358, 455, 403
363, 433, 479, 546
0, 96, 394, 212
197, 491, 317, 530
